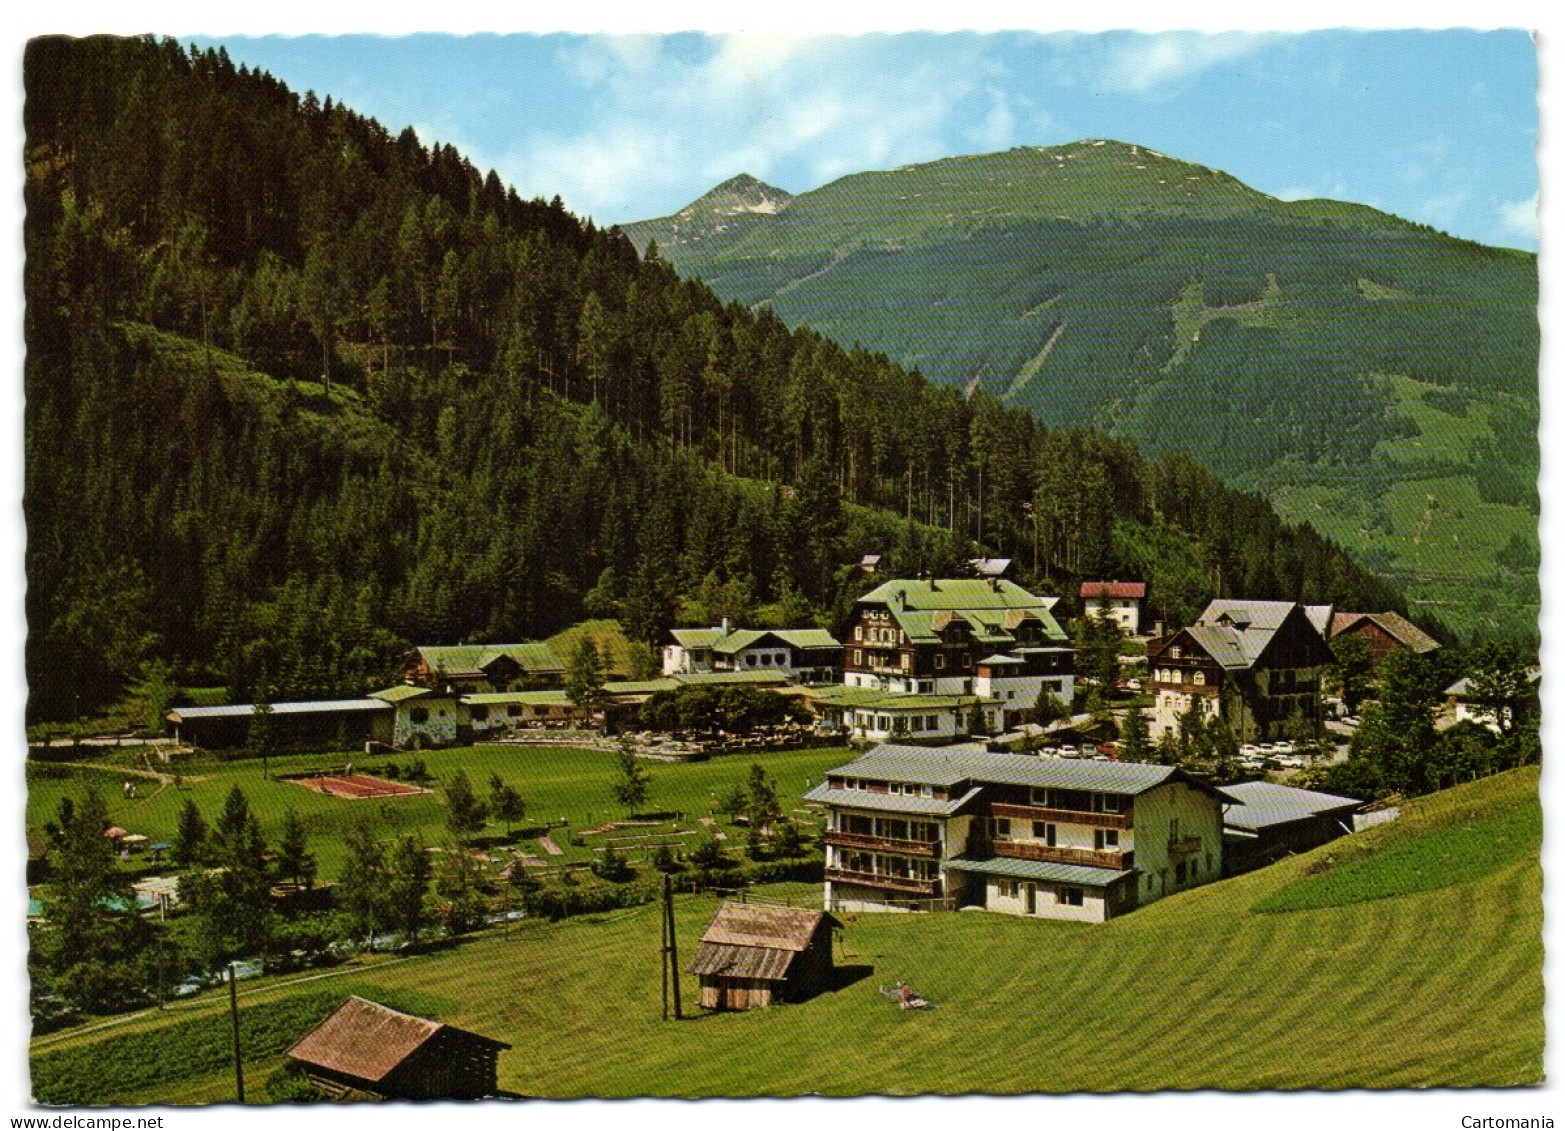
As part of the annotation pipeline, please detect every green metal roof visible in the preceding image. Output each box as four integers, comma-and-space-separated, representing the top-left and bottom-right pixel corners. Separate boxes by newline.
603, 679, 681, 696
370, 685, 436, 703
860, 578, 1053, 613
675, 626, 841, 655
417, 642, 564, 677
669, 627, 725, 649
673, 670, 791, 686
462, 690, 574, 706
945, 854, 1133, 886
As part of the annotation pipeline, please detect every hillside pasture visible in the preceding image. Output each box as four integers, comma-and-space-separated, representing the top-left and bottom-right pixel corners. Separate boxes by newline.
30, 767, 1542, 1099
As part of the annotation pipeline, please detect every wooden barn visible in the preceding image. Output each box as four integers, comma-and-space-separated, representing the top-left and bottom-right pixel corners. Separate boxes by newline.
285, 996, 509, 1100
688, 902, 839, 1011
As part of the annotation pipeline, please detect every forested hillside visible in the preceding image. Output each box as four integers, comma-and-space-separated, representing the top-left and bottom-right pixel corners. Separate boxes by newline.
625, 143, 1540, 640
24, 36, 1406, 721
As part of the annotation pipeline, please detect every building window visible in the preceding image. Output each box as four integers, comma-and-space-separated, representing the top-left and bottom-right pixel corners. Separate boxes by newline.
1175, 860, 1188, 884
854, 650, 862, 666
1061, 887, 1084, 907
936, 655, 946, 670
855, 627, 862, 642
1095, 829, 1119, 849
410, 707, 429, 724
508, 706, 522, 717
470, 706, 489, 722
1033, 821, 1057, 846
1100, 794, 1123, 813
921, 785, 933, 798
993, 817, 1011, 840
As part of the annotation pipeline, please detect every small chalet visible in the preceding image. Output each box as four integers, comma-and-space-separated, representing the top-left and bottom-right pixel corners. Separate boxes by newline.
1218, 781, 1362, 874
286, 996, 509, 1100
662, 619, 841, 684
1147, 600, 1333, 743
1079, 580, 1147, 635
407, 642, 564, 694
1330, 611, 1440, 665
688, 901, 840, 1011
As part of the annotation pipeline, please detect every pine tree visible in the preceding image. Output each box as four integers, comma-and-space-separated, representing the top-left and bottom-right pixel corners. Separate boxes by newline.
385, 836, 432, 946
172, 799, 208, 867
339, 823, 386, 950
445, 770, 489, 841
276, 809, 317, 888
611, 750, 651, 815
1119, 705, 1149, 764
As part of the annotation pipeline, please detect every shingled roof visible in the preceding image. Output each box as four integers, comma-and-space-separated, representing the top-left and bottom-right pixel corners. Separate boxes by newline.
286, 997, 508, 1086
687, 902, 840, 983
1330, 611, 1441, 653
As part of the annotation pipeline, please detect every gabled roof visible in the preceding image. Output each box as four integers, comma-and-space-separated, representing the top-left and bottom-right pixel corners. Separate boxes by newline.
1330, 611, 1441, 653
699, 901, 838, 951
1302, 605, 1336, 639
1445, 666, 1541, 698
860, 577, 1054, 614
416, 642, 563, 678
1218, 781, 1362, 830
1162, 599, 1329, 672
824, 744, 1198, 796
672, 626, 841, 655
370, 684, 437, 704
1080, 581, 1146, 601
286, 997, 508, 1084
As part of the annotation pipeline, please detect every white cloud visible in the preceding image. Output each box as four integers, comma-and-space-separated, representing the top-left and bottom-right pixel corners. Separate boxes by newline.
494, 34, 998, 222
1097, 32, 1272, 95
1419, 187, 1472, 232
1498, 192, 1539, 243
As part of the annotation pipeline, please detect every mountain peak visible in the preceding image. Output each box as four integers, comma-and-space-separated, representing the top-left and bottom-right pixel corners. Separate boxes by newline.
679, 174, 793, 219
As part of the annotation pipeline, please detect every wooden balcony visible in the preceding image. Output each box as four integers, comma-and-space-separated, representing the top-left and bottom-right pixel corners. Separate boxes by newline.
989, 803, 1133, 830
825, 830, 940, 857
825, 867, 938, 896
1168, 835, 1203, 856
990, 840, 1133, 870
1148, 680, 1219, 697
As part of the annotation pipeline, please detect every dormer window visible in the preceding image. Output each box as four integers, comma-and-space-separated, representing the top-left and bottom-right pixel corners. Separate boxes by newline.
1170, 646, 1183, 659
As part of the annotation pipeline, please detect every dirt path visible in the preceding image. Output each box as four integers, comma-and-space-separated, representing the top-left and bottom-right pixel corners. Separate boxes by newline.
30, 955, 417, 1051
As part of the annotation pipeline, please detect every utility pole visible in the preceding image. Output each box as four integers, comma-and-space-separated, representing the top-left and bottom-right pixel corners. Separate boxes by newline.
662, 874, 682, 1020
660, 874, 670, 1021
228, 962, 245, 1102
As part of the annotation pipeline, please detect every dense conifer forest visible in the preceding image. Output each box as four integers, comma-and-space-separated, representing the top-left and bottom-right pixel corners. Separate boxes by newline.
24, 35, 1408, 721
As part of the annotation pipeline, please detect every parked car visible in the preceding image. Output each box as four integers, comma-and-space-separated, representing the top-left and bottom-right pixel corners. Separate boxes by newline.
1240, 743, 1262, 758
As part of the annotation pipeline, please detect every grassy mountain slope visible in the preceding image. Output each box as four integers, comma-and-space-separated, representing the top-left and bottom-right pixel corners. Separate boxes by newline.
624, 141, 1539, 640
32, 765, 1541, 1096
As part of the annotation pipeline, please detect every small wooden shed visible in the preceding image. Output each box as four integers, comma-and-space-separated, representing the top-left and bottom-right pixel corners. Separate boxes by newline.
688, 902, 840, 1011
285, 996, 509, 1100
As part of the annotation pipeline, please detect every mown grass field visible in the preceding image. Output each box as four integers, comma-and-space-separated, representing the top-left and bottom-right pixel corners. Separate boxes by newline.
30, 766, 1542, 1099
27, 744, 851, 877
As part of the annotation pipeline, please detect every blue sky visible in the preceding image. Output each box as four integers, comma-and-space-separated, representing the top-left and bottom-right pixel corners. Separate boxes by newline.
193, 29, 1540, 250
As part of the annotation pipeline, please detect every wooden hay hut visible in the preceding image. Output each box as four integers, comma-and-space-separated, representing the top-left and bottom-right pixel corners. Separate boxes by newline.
285, 996, 509, 1100
688, 901, 840, 1011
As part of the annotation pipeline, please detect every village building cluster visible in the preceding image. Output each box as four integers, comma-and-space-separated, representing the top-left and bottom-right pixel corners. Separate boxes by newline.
155, 564, 1467, 928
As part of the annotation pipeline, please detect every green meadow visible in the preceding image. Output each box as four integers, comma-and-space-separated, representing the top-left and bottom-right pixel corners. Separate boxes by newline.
27, 744, 852, 877
30, 766, 1542, 1099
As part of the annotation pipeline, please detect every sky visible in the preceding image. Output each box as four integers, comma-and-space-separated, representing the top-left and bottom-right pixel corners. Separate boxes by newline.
188, 29, 1541, 250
